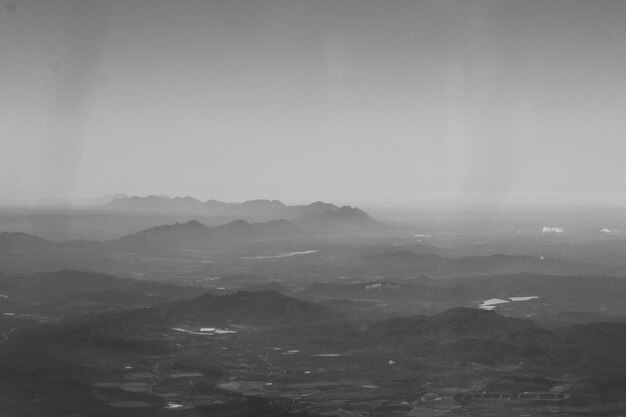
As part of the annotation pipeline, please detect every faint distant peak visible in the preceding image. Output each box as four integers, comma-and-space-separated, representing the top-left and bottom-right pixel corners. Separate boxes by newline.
181, 219, 208, 229
241, 199, 286, 206
138, 194, 172, 200
173, 196, 202, 202
0, 231, 58, 250
308, 201, 340, 210
336, 205, 369, 216
223, 219, 251, 227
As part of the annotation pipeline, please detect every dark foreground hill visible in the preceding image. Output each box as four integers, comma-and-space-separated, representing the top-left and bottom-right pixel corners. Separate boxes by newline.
0, 231, 59, 251
1, 301, 626, 416
300, 273, 626, 319
288, 307, 626, 375
300, 280, 462, 302
369, 307, 537, 339
0, 270, 201, 310
131, 290, 344, 327
363, 250, 602, 277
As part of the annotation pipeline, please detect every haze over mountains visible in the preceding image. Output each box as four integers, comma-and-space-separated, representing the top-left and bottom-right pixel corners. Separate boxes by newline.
5, 0, 626, 413
2, 195, 626, 416
0, 196, 382, 249
113, 205, 386, 248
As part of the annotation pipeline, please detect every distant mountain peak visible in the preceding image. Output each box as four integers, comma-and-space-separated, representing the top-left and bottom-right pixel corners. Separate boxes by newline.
266, 218, 292, 226
157, 219, 208, 230
308, 201, 339, 210
138, 195, 171, 200
223, 219, 251, 227
293, 205, 386, 235
173, 196, 201, 201
241, 199, 285, 205
181, 219, 208, 229
0, 231, 57, 250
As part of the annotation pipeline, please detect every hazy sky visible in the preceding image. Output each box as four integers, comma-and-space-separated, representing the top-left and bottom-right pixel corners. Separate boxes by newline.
3, 0, 626, 206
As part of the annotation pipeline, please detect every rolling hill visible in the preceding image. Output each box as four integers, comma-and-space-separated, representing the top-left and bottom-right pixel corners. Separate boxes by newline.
362, 250, 603, 277
136, 290, 344, 327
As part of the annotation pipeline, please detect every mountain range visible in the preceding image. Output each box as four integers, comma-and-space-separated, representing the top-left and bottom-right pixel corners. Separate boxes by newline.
0, 204, 385, 257
103, 195, 356, 219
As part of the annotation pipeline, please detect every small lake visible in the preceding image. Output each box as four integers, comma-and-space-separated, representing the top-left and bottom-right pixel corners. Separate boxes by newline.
172, 327, 237, 335
478, 296, 539, 310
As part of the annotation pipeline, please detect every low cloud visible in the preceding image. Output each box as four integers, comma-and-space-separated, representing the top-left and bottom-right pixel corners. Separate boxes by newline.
600, 228, 622, 235
542, 226, 564, 234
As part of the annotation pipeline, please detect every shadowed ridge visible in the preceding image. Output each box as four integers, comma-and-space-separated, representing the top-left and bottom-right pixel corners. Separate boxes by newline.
0, 231, 59, 250
116, 219, 209, 244
149, 290, 343, 327
371, 307, 537, 339
110, 217, 302, 252
293, 205, 387, 235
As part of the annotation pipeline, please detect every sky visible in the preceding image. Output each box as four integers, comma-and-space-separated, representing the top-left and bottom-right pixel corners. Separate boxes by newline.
2, 0, 626, 207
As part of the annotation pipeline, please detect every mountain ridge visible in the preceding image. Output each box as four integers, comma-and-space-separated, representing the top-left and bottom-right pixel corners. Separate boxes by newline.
102, 195, 344, 219
129, 289, 344, 327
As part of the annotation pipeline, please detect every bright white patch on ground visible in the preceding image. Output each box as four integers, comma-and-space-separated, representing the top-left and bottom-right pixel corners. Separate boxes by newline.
215, 329, 237, 334
365, 283, 382, 290
480, 298, 510, 306
509, 296, 539, 302
601, 228, 622, 235
479, 296, 539, 310
242, 250, 319, 259
172, 327, 236, 335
